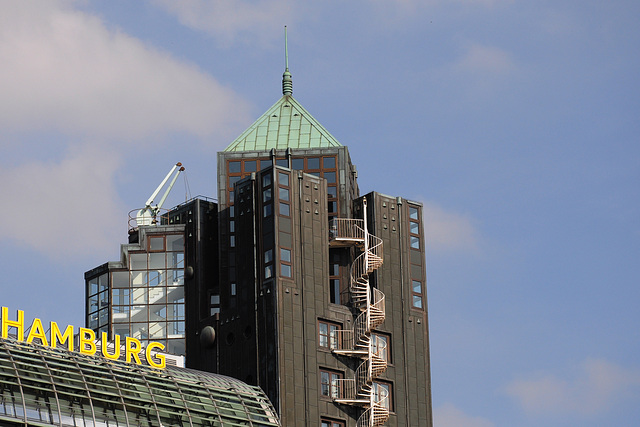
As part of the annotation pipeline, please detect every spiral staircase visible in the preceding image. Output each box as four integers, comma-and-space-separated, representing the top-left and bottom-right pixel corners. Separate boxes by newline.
329, 199, 389, 427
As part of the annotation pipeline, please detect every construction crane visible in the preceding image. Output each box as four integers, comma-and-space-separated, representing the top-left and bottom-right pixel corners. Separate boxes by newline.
136, 162, 185, 227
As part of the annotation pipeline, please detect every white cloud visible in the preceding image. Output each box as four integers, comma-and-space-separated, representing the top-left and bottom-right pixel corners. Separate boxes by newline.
0, 146, 124, 259
506, 359, 640, 415
152, 0, 295, 47
435, 403, 495, 427
454, 43, 516, 75
421, 201, 480, 253
0, 0, 251, 142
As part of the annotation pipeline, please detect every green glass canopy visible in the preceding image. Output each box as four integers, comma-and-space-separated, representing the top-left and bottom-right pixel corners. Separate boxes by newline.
0, 337, 280, 427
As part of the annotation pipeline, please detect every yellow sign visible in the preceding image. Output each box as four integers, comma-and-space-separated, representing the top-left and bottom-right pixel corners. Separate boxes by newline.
1, 306, 166, 369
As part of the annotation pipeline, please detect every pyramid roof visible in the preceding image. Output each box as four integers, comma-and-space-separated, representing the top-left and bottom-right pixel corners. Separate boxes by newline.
223, 93, 342, 152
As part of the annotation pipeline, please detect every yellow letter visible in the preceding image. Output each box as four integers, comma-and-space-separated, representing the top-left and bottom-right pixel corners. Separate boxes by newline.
1, 307, 24, 341
125, 337, 142, 365
145, 341, 166, 369
51, 322, 74, 351
26, 318, 48, 346
78, 328, 96, 355
101, 332, 121, 360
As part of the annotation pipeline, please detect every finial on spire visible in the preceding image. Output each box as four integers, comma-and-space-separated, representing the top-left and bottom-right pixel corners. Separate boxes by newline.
282, 26, 293, 96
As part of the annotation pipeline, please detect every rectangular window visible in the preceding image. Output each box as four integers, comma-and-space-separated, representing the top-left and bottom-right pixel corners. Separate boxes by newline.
324, 171, 336, 184
329, 255, 342, 305
244, 160, 257, 172
279, 202, 290, 216
409, 205, 421, 249
278, 187, 290, 201
307, 157, 320, 169
320, 369, 343, 399
262, 172, 272, 187
329, 279, 340, 304
322, 156, 336, 169
210, 294, 220, 316
278, 171, 289, 186
412, 280, 423, 309
321, 419, 345, 427
291, 158, 304, 170
409, 206, 419, 220
148, 236, 165, 252
280, 248, 292, 278
318, 320, 340, 349
373, 381, 393, 411
372, 333, 390, 363
228, 160, 241, 174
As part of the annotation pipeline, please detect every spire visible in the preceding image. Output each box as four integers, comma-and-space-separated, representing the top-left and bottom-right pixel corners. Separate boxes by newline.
282, 26, 293, 96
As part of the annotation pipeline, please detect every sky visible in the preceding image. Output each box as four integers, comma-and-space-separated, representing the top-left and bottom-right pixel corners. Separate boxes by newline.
0, 1, 638, 426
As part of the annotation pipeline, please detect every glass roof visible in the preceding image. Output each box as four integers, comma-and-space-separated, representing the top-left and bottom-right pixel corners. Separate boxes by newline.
0, 337, 280, 427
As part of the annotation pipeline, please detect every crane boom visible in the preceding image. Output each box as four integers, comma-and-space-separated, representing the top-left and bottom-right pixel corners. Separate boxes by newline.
136, 162, 185, 227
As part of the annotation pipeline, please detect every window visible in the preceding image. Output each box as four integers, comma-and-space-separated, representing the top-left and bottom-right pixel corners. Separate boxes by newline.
322, 156, 336, 169
278, 171, 289, 186
373, 381, 393, 411
409, 206, 419, 220
291, 158, 304, 170
210, 294, 220, 316
318, 320, 340, 349
148, 236, 165, 252
412, 280, 423, 309
372, 333, 390, 362
320, 369, 342, 399
307, 157, 320, 170
321, 419, 345, 427
329, 259, 341, 304
264, 248, 274, 280
277, 172, 291, 217
280, 248, 292, 278
409, 205, 421, 250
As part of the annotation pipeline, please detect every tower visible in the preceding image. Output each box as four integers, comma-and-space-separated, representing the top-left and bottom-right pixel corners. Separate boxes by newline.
213, 42, 433, 425
85, 34, 433, 426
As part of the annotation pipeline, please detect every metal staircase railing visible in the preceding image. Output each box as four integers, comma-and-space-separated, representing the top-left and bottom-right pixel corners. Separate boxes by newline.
328, 199, 389, 426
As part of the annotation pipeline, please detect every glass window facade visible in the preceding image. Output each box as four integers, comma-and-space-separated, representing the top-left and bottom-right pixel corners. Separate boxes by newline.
86, 232, 186, 356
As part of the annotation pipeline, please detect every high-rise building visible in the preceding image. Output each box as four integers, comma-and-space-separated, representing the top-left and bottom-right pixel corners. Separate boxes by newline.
86, 53, 432, 427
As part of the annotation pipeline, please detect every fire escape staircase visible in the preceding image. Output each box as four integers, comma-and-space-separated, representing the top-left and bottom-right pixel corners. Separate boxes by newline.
328, 200, 389, 427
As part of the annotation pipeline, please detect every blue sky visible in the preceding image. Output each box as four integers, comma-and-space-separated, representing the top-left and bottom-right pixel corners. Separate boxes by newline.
1, 1, 638, 426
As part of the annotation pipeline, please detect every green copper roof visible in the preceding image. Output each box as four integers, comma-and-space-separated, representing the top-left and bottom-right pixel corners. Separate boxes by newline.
225, 29, 342, 153
223, 95, 343, 152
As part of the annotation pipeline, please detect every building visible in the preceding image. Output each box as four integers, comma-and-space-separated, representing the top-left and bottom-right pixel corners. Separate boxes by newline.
86, 54, 433, 427
0, 335, 279, 426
